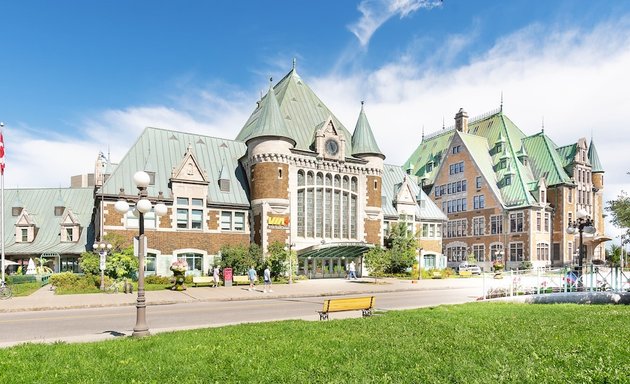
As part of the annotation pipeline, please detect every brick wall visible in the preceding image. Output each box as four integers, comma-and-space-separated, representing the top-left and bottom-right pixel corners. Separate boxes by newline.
364, 219, 381, 245
251, 162, 289, 200
366, 175, 382, 208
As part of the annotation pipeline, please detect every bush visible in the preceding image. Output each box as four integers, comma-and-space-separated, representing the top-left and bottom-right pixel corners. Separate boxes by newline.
6, 275, 37, 284
519, 261, 533, 270
145, 275, 171, 285
50, 272, 100, 294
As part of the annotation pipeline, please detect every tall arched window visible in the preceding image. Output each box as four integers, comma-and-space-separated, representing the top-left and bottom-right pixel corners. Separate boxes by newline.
296, 170, 358, 240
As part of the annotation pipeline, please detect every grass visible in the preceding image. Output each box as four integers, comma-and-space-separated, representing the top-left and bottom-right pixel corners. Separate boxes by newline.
1, 303, 629, 383
8, 282, 41, 297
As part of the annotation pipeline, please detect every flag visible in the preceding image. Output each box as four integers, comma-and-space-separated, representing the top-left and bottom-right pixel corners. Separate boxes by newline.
0, 131, 4, 175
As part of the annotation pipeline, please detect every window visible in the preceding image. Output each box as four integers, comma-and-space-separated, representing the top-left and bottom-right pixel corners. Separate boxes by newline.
221, 211, 246, 231
568, 188, 572, 203
540, 189, 546, 204
473, 195, 485, 209
536, 243, 550, 261
178, 252, 203, 275
545, 213, 550, 232
568, 212, 573, 225
125, 207, 156, 229
60, 257, 79, 273
54, 206, 64, 216
177, 197, 204, 229
426, 163, 433, 172
472, 217, 485, 236
421, 223, 439, 238
490, 244, 504, 261
509, 243, 524, 261
446, 246, 467, 262
476, 176, 482, 189
449, 162, 464, 175
146, 253, 157, 275
536, 212, 542, 231
505, 175, 512, 185
452, 145, 461, 154
12, 207, 22, 216
65, 227, 74, 242
21, 228, 28, 242
424, 254, 436, 269
491, 215, 503, 234
473, 245, 485, 262
510, 212, 524, 233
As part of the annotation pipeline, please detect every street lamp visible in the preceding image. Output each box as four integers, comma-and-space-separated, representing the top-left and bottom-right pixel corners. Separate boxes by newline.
286, 242, 295, 284
93, 240, 112, 290
114, 171, 167, 338
566, 209, 596, 277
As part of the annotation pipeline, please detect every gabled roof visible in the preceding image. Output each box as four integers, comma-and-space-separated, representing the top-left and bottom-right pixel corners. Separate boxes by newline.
351, 103, 384, 158
588, 139, 604, 173
3, 188, 94, 255
556, 144, 577, 167
236, 68, 353, 155
99, 127, 250, 207
381, 164, 446, 221
522, 132, 573, 186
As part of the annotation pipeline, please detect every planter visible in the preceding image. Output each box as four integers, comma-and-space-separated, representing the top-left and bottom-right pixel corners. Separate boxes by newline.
171, 270, 187, 291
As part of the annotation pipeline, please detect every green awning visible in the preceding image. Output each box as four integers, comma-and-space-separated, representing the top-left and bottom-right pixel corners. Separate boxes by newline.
297, 242, 374, 259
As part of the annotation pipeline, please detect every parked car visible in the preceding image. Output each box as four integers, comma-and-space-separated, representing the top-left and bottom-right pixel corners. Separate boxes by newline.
457, 263, 482, 275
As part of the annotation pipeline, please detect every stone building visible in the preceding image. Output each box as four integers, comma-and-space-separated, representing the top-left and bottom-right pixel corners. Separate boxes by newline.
92, 65, 444, 277
404, 107, 608, 270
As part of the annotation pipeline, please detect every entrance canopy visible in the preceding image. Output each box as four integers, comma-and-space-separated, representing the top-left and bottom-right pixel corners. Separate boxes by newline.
297, 242, 374, 259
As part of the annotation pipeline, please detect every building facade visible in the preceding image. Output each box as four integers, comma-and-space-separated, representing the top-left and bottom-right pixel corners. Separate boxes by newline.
90, 66, 444, 277
404, 107, 607, 270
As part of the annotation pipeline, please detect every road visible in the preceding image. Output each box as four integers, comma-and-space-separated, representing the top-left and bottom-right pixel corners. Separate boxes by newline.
0, 288, 476, 347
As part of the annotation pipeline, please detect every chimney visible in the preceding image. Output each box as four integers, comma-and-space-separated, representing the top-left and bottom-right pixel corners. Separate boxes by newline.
455, 108, 469, 133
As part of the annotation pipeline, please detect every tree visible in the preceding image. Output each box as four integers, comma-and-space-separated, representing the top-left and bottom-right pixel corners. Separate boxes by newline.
607, 244, 621, 267
363, 246, 389, 283
384, 221, 419, 274
220, 243, 264, 275
266, 241, 289, 278
606, 191, 630, 238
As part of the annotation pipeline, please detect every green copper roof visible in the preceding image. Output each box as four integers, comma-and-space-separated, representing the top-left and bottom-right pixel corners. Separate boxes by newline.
522, 132, 573, 186
403, 129, 453, 184
236, 68, 353, 155
381, 164, 447, 221
3, 188, 94, 256
240, 85, 294, 145
588, 139, 604, 173
100, 127, 250, 206
556, 144, 576, 167
351, 103, 384, 158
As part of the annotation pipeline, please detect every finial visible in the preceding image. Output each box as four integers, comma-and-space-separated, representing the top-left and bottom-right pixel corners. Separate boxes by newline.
361, 100, 365, 106
187, 143, 193, 153
500, 91, 504, 112
541, 116, 545, 133
269, 77, 273, 88
442, 116, 445, 130
292, 58, 296, 70
421, 125, 425, 141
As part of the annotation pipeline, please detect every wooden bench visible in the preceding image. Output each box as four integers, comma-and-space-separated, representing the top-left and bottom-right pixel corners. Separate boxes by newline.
233, 275, 250, 285
318, 296, 375, 320
459, 270, 472, 277
192, 276, 214, 287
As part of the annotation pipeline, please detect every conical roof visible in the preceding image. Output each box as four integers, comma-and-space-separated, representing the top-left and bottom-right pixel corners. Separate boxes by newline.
588, 139, 604, 173
242, 84, 294, 146
351, 103, 384, 158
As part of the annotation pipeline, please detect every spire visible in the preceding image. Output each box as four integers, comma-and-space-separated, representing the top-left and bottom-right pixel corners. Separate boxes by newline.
351, 101, 384, 158
588, 138, 604, 173
500, 91, 504, 112
292, 57, 296, 71
442, 116, 445, 130
421, 125, 425, 142
243, 80, 295, 146
541, 116, 545, 133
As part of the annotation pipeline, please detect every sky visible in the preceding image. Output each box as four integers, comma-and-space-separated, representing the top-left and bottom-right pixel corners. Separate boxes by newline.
1, 0, 629, 238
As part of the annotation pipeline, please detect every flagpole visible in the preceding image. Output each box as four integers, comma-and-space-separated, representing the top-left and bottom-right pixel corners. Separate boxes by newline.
1, 122, 5, 282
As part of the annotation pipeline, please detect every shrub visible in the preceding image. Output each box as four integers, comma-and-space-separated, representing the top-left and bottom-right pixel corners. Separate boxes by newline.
50, 272, 100, 294
6, 275, 37, 284
145, 275, 171, 285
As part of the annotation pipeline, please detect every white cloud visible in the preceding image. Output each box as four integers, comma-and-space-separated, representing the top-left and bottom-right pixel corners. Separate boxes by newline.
348, 0, 442, 47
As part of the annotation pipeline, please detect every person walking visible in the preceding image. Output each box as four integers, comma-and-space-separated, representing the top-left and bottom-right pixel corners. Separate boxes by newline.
263, 266, 272, 293
348, 260, 357, 280
248, 266, 257, 291
212, 265, 220, 288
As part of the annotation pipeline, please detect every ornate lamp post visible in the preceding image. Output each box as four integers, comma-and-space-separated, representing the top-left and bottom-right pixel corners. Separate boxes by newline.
114, 171, 167, 338
566, 209, 596, 276
93, 240, 112, 290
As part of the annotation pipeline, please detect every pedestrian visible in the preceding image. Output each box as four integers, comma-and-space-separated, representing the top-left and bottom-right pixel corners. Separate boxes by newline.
248, 266, 257, 291
348, 260, 357, 280
213, 265, 220, 288
263, 266, 272, 293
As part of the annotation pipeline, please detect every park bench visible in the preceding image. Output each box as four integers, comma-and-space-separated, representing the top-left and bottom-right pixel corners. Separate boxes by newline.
233, 275, 250, 285
192, 276, 214, 287
318, 296, 375, 320
459, 270, 472, 277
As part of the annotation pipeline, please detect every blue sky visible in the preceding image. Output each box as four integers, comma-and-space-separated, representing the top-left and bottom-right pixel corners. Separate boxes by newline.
1, 0, 630, 234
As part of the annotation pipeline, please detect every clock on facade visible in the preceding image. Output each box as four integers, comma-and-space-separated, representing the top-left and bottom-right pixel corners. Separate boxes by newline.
325, 139, 339, 156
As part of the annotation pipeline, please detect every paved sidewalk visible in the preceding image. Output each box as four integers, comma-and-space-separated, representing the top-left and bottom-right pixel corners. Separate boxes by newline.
1, 277, 484, 313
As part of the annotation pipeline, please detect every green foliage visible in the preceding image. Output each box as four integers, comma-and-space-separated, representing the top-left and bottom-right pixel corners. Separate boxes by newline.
220, 243, 264, 275
79, 251, 100, 275
144, 275, 171, 285
6, 275, 37, 284
50, 272, 100, 294
266, 241, 289, 278
1, 304, 629, 383
607, 244, 622, 267
363, 246, 389, 281
80, 246, 138, 280
606, 191, 630, 237
9, 282, 40, 296
35, 256, 53, 274
519, 261, 533, 270
384, 221, 418, 273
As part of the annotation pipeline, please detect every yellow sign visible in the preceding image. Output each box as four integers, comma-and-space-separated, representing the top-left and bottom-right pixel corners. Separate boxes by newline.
267, 216, 290, 227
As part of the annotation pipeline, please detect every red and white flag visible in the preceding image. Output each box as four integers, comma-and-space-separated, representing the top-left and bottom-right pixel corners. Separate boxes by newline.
0, 131, 4, 175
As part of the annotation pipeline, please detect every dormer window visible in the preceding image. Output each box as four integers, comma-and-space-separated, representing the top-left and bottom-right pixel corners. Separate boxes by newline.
146, 171, 156, 186
54, 206, 65, 216
219, 179, 230, 192
61, 224, 80, 242
12, 207, 22, 216
505, 175, 512, 186
20, 228, 29, 242
540, 189, 546, 204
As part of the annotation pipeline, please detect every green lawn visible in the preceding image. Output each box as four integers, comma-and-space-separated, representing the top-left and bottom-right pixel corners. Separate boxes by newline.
1, 303, 628, 383
8, 282, 41, 297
